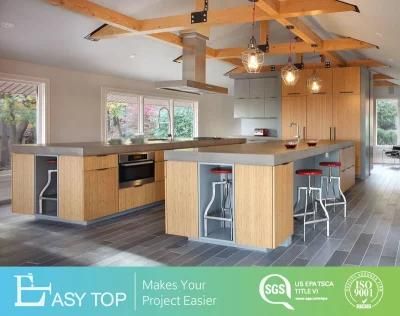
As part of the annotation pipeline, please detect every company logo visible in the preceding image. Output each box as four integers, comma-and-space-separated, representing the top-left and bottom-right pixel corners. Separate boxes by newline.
13, 273, 127, 309
14, 273, 52, 307
344, 271, 384, 310
259, 274, 294, 310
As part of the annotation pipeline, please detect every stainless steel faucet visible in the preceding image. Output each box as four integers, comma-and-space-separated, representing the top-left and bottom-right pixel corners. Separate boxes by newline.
157, 106, 173, 141
290, 122, 300, 143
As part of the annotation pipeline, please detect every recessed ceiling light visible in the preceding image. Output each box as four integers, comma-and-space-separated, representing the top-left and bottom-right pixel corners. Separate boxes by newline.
129, 54, 136, 59
0, 22, 15, 29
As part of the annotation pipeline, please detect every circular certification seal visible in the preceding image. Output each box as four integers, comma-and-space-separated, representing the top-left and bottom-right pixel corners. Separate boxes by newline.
344, 271, 384, 309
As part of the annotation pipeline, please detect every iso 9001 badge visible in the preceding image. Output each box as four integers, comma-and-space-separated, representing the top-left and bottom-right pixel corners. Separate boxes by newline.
344, 271, 384, 310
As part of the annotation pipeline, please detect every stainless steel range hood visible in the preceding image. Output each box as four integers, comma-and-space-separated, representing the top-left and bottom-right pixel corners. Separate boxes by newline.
155, 32, 228, 95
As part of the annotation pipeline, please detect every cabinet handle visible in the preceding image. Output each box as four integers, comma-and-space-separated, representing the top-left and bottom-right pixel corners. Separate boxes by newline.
339, 91, 353, 94
97, 168, 110, 171
303, 127, 307, 139
288, 92, 300, 95
313, 92, 326, 95
329, 127, 332, 140
96, 154, 108, 157
334, 127, 337, 140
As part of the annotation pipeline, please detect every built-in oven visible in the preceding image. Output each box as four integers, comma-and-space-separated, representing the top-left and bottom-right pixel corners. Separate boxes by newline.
118, 152, 155, 188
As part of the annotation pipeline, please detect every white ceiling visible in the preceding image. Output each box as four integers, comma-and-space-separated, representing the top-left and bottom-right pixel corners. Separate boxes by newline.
0, 0, 399, 87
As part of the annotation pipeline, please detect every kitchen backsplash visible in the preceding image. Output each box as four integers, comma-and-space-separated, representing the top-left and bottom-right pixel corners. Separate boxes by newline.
240, 118, 280, 137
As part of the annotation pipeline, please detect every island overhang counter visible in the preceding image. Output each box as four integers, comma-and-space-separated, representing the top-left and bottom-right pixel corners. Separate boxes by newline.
164, 140, 355, 250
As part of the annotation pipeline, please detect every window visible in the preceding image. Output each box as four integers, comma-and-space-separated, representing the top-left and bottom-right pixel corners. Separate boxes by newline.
376, 99, 399, 146
106, 93, 139, 141
173, 100, 195, 138
143, 98, 170, 138
103, 90, 197, 141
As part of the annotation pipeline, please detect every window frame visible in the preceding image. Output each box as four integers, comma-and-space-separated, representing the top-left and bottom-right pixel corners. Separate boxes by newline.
0, 72, 49, 144
101, 87, 198, 141
375, 98, 399, 147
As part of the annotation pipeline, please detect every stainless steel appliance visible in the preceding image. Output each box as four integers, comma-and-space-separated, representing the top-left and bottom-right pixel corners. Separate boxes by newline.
119, 152, 155, 188
253, 128, 269, 136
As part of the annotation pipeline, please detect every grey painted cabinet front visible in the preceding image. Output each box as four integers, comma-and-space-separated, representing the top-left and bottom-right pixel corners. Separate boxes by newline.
234, 99, 265, 118
249, 78, 265, 99
234, 79, 250, 99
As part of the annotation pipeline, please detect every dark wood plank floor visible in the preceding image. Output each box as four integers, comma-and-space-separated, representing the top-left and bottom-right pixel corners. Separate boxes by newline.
0, 165, 399, 267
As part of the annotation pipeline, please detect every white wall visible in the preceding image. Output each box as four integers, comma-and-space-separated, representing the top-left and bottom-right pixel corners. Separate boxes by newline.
374, 86, 400, 99
0, 58, 239, 143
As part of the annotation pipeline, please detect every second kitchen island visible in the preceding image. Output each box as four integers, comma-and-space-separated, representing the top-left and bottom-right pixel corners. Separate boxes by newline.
164, 140, 356, 250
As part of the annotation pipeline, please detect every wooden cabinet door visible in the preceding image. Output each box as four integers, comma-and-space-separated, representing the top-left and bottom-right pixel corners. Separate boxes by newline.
12, 153, 35, 214
333, 94, 360, 140
307, 68, 333, 95
333, 67, 360, 94
234, 79, 250, 98
165, 161, 198, 238
333, 94, 361, 175
119, 183, 156, 211
282, 69, 307, 97
249, 78, 265, 98
341, 166, 355, 192
84, 168, 118, 221
281, 96, 307, 139
306, 94, 333, 140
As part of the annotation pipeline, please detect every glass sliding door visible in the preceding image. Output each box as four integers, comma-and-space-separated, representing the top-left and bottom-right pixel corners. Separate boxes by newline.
0, 78, 43, 203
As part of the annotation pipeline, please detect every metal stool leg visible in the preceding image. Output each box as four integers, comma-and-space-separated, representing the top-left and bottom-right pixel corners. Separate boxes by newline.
204, 182, 217, 237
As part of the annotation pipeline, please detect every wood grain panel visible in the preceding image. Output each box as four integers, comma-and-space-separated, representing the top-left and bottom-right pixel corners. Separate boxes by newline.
333, 66, 360, 94
234, 164, 273, 248
340, 146, 355, 170
155, 151, 164, 162
281, 69, 307, 97
84, 155, 118, 170
306, 68, 333, 95
341, 166, 356, 192
155, 181, 165, 202
306, 94, 333, 140
273, 163, 294, 247
333, 94, 361, 175
59, 156, 84, 221
11, 154, 35, 214
281, 96, 307, 140
155, 161, 165, 182
84, 168, 118, 221
165, 161, 198, 238
119, 183, 156, 211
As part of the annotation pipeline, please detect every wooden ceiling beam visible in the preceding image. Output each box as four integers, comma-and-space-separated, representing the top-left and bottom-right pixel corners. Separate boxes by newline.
373, 73, 395, 80
54, 0, 359, 40
228, 62, 328, 76
374, 80, 398, 87
214, 38, 377, 59
259, 21, 269, 43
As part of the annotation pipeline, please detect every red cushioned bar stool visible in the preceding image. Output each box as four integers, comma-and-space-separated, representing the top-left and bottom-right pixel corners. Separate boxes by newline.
204, 167, 233, 240
294, 169, 330, 241
319, 161, 347, 217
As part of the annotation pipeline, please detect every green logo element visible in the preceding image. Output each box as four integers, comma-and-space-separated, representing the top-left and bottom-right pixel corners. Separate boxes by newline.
344, 271, 384, 310
259, 274, 294, 311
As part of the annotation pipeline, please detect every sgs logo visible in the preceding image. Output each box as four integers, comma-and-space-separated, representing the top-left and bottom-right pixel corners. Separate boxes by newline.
259, 274, 294, 310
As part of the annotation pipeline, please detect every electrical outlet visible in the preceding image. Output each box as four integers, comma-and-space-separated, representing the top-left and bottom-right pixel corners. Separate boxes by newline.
325, 152, 329, 158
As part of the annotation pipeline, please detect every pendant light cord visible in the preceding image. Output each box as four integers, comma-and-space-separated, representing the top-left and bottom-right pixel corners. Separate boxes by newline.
252, 1, 255, 37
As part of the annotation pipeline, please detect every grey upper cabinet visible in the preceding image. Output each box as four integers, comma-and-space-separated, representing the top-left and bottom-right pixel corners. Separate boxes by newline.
249, 78, 265, 99
234, 77, 280, 119
234, 79, 250, 99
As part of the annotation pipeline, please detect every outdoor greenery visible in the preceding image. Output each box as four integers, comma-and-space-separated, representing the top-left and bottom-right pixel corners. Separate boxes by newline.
0, 93, 37, 168
107, 100, 194, 140
376, 99, 399, 146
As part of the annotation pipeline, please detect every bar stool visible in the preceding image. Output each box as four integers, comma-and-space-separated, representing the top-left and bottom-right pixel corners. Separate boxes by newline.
204, 167, 233, 240
319, 161, 347, 217
294, 169, 330, 241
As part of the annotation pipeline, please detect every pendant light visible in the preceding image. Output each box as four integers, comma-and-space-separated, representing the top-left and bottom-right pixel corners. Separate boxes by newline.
241, 0, 264, 73
307, 69, 322, 93
281, 28, 299, 86
307, 45, 323, 93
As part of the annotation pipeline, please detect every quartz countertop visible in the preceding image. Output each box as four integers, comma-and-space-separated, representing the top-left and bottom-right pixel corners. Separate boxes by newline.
164, 140, 354, 166
12, 138, 246, 156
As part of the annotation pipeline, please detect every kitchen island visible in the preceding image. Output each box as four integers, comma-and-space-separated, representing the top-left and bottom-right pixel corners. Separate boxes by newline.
11, 138, 245, 224
164, 140, 355, 250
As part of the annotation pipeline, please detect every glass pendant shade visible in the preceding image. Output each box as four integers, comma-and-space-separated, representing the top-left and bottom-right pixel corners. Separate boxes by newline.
241, 36, 264, 73
307, 70, 323, 93
281, 56, 299, 86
